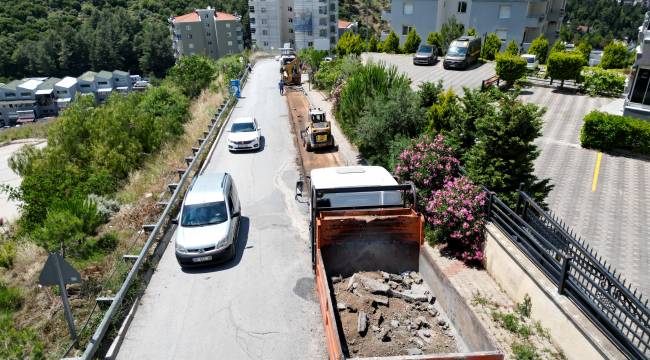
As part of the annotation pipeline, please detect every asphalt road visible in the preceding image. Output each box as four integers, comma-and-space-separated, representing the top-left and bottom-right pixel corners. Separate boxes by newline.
117, 59, 325, 359
361, 52, 496, 93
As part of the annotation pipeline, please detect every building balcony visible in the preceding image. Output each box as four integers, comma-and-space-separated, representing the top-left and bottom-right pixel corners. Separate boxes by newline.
525, 13, 546, 27
547, 8, 565, 21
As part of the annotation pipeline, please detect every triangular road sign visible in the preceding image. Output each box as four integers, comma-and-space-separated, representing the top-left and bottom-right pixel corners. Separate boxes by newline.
39, 253, 81, 286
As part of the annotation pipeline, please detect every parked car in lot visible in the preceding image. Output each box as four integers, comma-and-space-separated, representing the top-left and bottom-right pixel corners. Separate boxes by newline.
175, 172, 241, 267
413, 45, 437, 65
443, 36, 481, 70
227, 117, 261, 151
521, 54, 539, 71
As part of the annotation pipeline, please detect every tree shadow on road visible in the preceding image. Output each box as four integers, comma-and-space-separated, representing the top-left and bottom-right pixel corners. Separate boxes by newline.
181, 216, 251, 274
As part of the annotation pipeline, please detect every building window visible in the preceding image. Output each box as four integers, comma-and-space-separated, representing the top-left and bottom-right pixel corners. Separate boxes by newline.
330, 3, 335, 11
496, 29, 507, 40
227, 31, 232, 37
228, 41, 233, 46
97, 82, 107, 85
186, 25, 191, 30
188, 43, 194, 49
5, 92, 15, 97
288, 6, 293, 11
330, 14, 336, 22
318, 6, 327, 14
20, 92, 30, 96
261, 7, 266, 13
402, 25, 413, 35
206, 32, 211, 37
261, 18, 267, 24
289, 29, 294, 33
262, 30, 268, 35
206, 23, 209, 28
289, 18, 293, 23
308, 41, 313, 47
226, 23, 231, 28
205, 14, 208, 19
250, 17, 256, 24
249, 6, 254, 13
319, 29, 327, 37
188, 34, 193, 39
308, 31, 313, 36
208, 41, 212, 45
319, 18, 327, 26
264, 41, 269, 46
80, 85, 90, 88
630, 68, 650, 105
403, 1, 413, 15
458, 1, 467, 13
499, 5, 511, 19
251, 28, 256, 33
330, 36, 336, 44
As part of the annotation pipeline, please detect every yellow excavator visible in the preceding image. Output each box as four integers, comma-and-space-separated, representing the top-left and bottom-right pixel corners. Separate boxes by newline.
280, 46, 302, 86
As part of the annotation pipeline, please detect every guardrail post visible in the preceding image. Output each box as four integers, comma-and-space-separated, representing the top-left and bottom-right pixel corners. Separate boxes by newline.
558, 256, 572, 295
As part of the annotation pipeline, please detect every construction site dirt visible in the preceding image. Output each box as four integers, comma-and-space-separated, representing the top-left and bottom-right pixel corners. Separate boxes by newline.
333, 271, 458, 357
285, 88, 343, 177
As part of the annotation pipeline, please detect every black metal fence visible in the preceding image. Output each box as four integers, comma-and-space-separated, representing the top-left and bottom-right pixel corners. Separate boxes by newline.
486, 190, 650, 359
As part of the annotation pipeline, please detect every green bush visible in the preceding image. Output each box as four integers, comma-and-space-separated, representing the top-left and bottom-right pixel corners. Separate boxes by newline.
581, 68, 625, 97
600, 41, 629, 69
440, 16, 464, 52
167, 55, 217, 98
0, 241, 15, 269
381, 31, 400, 53
496, 53, 527, 83
0, 284, 21, 313
482, 33, 502, 61
511, 342, 539, 360
577, 41, 592, 64
33, 209, 85, 254
550, 40, 566, 55
426, 32, 443, 56
367, 36, 379, 52
505, 40, 519, 55
467, 28, 477, 36
336, 31, 365, 56
528, 35, 549, 64
402, 28, 421, 54
418, 80, 444, 108
580, 111, 650, 154
0, 315, 44, 359
547, 51, 585, 87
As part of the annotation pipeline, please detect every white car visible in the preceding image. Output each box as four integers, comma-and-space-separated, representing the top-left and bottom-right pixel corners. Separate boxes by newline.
521, 54, 539, 71
227, 117, 261, 151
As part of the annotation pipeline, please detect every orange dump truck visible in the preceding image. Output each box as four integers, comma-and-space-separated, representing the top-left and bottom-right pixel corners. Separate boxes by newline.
296, 166, 504, 360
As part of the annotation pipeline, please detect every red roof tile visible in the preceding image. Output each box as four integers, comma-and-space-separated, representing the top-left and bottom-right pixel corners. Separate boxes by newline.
339, 20, 352, 29
174, 12, 200, 23
215, 12, 238, 21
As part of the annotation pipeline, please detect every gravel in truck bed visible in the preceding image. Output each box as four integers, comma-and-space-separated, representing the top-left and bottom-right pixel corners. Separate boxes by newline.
332, 271, 457, 357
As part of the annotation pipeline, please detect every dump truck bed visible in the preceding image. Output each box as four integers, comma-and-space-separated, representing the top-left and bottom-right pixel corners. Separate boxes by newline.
314, 208, 503, 360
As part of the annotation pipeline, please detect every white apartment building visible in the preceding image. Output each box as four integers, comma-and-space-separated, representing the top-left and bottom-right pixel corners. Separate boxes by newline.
249, 0, 338, 51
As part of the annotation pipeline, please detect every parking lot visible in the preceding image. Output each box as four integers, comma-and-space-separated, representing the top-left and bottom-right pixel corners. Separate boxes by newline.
367, 52, 650, 296
361, 52, 496, 93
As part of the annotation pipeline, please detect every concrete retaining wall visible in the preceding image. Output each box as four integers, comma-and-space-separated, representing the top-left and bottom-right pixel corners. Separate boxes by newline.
484, 223, 625, 360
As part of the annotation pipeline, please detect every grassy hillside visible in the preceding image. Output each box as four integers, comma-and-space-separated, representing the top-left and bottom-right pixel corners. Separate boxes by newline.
339, 0, 390, 39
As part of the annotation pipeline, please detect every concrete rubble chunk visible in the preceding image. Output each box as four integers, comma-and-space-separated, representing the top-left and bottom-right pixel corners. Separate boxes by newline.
347, 274, 357, 291
357, 311, 368, 334
407, 348, 424, 355
389, 289, 428, 303
428, 309, 439, 317
371, 325, 380, 332
410, 336, 425, 348
388, 273, 403, 282
438, 319, 446, 327
415, 316, 429, 328
372, 294, 389, 306
377, 327, 391, 342
387, 280, 399, 289
416, 329, 434, 343
359, 275, 390, 294
390, 319, 400, 328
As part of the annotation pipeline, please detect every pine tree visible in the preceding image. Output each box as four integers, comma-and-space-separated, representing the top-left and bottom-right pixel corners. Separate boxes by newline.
402, 28, 421, 54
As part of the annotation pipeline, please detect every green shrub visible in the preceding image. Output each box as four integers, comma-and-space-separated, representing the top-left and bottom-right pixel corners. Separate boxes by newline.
547, 51, 585, 87
550, 40, 566, 55
482, 33, 502, 60
467, 28, 477, 36
417, 80, 444, 108
581, 68, 625, 97
511, 342, 539, 360
167, 55, 217, 98
528, 35, 549, 64
33, 209, 85, 254
577, 41, 592, 64
496, 53, 527, 83
367, 36, 379, 52
600, 41, 629, 69
0, 284, 22, 313
580, 111, 650, 154
440, 16, 464, 52
382, 31, 400, 53
0, 316, 44, 359
402, 28, 421, 54
0, 241, 15, 269
336, 31, 365, 56
505, 40, 519, 55
426, 32, 443, 56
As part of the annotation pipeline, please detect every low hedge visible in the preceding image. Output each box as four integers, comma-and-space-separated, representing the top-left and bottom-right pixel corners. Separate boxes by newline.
581, 67, 625, 97
580, 111, 650, 154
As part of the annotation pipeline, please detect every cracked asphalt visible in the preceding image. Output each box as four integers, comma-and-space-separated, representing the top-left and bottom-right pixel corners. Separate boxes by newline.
116, 59, 325, 359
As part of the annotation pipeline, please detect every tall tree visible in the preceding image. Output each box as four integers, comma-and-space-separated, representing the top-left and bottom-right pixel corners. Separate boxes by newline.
440, 16, 464, 52
136, 19, 175, 78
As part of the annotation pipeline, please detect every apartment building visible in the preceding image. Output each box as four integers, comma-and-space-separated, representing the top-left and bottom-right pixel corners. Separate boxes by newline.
0, 69, 132, 125
624, 12, 650, 120
169, 7, 243, 60
249, 0, 338, 51
383, 0, 565, 49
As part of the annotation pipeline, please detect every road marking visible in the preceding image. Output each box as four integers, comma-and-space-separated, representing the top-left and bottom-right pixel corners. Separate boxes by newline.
591, 152, 603, 192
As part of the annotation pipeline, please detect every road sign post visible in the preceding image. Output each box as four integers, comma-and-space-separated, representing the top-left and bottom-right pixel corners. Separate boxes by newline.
39, 252, 81, 342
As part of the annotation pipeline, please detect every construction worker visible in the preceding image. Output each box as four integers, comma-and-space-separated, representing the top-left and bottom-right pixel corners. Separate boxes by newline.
279, 78, 285, 95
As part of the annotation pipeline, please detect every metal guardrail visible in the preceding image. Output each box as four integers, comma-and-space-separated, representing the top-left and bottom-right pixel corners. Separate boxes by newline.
486, 190, 650, 359
72, 66, 250, 359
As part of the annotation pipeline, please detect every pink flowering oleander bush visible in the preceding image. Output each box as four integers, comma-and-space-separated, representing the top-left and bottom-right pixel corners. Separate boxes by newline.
426, 176, 488, 262
394, 134, 461, 208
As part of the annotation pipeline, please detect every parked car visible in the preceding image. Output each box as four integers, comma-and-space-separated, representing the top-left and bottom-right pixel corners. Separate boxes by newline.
227, 117, 261, 152
413, 45, 437, 65
521, 54, 539, 71
443, 36, 481, 70
175, 172, 241, 267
